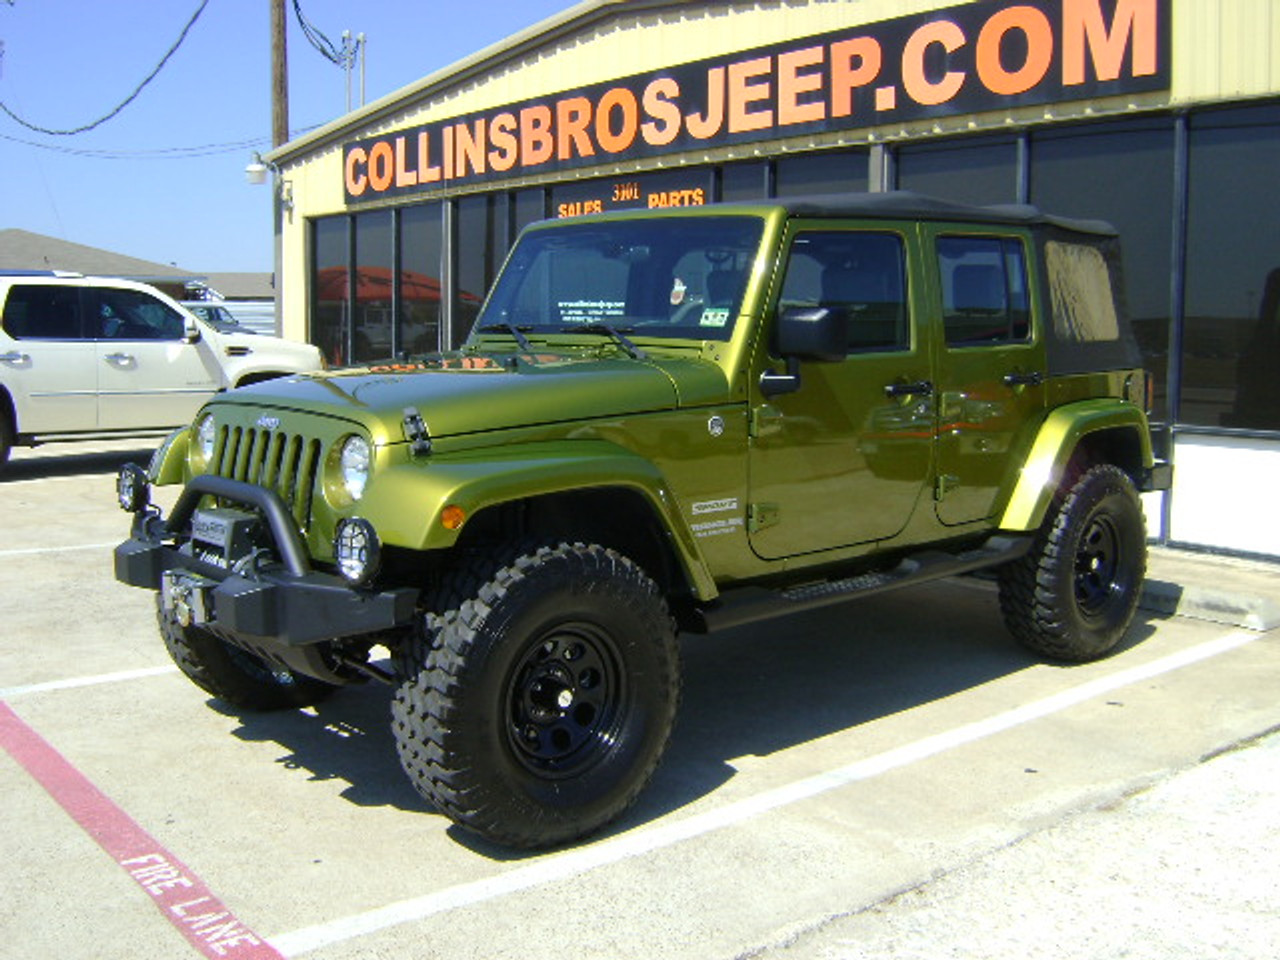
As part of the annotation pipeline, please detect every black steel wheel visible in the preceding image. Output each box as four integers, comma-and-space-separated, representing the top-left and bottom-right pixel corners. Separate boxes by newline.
156, 596, 338, 710
392, 542, 680, 849
998, 464, 1147, 662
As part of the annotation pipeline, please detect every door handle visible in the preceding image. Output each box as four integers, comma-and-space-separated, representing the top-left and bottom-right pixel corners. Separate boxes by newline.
104, 352, 135, 363
1002, 371, 1044, 387
883, 380, 934, 398
0, 351, 29, 364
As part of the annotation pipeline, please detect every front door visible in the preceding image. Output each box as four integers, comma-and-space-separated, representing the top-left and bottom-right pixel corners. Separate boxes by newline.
90, 287, 221, 430
748, 224, 934, 560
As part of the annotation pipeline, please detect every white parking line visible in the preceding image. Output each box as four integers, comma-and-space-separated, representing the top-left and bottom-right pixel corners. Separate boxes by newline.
268, 628, 1263, 957
0, 666, 179, 701
0, 542, 119, 557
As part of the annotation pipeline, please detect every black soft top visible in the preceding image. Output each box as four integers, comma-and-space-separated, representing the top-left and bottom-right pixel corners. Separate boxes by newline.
767, 190, 1117, 238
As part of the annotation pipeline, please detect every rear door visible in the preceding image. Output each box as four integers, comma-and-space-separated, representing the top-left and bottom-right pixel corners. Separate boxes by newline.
90, 286, 222, 430
747, 222, 934, 559
0, 283, 98, 433
924, 227, 1047, 526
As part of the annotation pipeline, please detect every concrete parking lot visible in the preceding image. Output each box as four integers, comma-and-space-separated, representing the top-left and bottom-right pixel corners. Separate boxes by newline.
1, 440, 1276, 959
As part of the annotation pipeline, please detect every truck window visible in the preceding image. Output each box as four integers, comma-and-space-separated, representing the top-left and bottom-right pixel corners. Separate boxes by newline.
937, 236, 1030, 346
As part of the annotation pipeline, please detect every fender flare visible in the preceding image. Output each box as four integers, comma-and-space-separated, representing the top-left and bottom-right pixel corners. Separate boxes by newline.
999, 399, 1155, 532
359, 439, 718, 600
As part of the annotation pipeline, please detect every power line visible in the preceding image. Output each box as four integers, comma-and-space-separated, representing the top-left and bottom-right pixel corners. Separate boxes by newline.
0, 122, 325, 160
0, 0, 210, 136
292, 0, 351, 67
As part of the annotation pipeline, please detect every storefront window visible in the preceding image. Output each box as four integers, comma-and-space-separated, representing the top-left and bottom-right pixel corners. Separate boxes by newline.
399, 202, 444, 356
455, 195, 503, 347
896, 136, 1019, 206
514, 189, 548, 235
311, 217, 349, 367
1183, 104, 1280, 431
1030, 118, 1175, 421
720, 161, 769, 202
351, 210, 393, 363
774, 149, 867, 197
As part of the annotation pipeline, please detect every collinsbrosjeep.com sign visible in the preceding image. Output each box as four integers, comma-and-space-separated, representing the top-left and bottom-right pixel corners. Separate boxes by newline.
343, 0, 1169, 203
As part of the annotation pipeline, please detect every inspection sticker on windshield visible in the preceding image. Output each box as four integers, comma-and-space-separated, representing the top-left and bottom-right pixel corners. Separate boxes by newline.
699, 308, 730, 328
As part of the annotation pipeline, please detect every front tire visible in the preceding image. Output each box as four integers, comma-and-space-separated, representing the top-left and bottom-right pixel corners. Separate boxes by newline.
157, 597, 338, 710
392, 542, 680, 849
999, 464, 1147, 662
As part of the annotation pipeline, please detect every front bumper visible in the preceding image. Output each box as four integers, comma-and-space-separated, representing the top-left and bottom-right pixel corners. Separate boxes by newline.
115, 472, 418, 651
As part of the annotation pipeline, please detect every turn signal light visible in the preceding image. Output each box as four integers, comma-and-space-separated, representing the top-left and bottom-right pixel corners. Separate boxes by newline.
441, 504, 467, 531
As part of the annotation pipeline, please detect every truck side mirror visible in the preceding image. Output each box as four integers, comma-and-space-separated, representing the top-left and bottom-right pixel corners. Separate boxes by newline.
183, 320, 202, 344
760, 307, 847, 396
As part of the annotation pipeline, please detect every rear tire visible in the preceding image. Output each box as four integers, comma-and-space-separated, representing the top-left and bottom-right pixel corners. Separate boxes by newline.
157, 597, 338, 710
998, 464, 1146, 662
392, 541, 680, 848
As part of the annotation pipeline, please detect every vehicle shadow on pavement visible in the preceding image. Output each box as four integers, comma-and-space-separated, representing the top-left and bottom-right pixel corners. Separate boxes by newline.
208, 577, 1160, 857
2, 446, 158, 481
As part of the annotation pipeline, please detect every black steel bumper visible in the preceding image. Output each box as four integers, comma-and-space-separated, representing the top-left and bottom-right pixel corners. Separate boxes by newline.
114, 473, 418, 649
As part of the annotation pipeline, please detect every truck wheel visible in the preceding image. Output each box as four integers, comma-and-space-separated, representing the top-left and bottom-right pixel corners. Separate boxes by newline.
0, 407, 13, 471
998, 464, 1146, 662
392, 542, 680, 848
157, 597, 337, 710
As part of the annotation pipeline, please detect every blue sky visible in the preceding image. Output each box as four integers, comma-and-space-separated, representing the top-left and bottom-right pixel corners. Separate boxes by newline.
0, 0, 571, 272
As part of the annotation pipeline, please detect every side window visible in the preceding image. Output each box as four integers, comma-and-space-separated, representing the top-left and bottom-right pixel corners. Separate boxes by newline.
1, 285, 85, 340
93, 288, 187, 341
1044, 240, 1120, 343
778, 231, 909, 352
937, 236, 1030, 346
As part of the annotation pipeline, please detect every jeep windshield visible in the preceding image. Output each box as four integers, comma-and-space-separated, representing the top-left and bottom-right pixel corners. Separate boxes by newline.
476, 216, 765, 344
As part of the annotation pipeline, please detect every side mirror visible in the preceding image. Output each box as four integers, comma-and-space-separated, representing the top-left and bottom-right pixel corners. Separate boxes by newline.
760, 307, 846, 397
183, 321, 202, 344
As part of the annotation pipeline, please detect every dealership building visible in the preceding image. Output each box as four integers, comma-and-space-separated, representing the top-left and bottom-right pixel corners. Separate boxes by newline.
266, 0, 1279, 558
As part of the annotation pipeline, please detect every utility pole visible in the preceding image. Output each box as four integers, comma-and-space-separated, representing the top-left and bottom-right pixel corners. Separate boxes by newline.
271, 0, 288, 147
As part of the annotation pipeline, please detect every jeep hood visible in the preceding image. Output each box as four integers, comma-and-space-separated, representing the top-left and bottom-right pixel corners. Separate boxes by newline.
217, 352, 730, 440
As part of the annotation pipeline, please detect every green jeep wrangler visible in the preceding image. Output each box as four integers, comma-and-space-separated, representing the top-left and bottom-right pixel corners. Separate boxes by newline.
115, 192, 1171, 848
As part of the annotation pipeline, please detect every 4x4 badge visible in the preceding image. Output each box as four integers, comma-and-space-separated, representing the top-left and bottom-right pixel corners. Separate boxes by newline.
256, 415, 281, 431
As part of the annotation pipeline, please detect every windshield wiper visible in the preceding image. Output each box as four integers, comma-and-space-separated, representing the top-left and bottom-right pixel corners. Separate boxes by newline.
477, 322, 535, 353
562, 322, 647, 360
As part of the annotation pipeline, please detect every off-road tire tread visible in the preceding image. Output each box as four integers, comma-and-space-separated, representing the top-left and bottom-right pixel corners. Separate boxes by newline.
998, 464, 1145, 662
156, 596, 337, 710
391, 541, 680, 849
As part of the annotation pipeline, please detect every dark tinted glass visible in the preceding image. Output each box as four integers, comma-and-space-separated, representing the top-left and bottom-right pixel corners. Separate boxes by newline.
896, 135, 1019, 206
2, 285, 84, 339
775, 149, 868, 196
351, 209, 393, 363
456, 195, 503, 347
1183, 105, 1280, 430
400, 203, 444, 356
1030, 119, 1174, 418
311, 216, 350, 366
937, 236, 1030, 346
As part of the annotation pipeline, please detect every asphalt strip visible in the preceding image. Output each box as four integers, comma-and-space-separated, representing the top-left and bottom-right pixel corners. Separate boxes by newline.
267, 628, 1263, 957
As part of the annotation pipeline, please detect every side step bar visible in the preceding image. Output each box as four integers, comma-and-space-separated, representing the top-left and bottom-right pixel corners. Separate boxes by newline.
689, 535, 1032, 634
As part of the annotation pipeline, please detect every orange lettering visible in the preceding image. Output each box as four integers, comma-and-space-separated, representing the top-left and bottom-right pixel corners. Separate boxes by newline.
685, 66, 726, 139
488, 113, 518, 172
1063, 0, 1157, 84
394, 136, 417, 188
367, 140, 394, 193
556, 97, 595, 160
344, 146, 368, 196
454, 119, 487, 177
728, 56, 774, 133
976, 6, 1053, 95
642, 77, 682, 146
902, 20, 967, 106
519, 105, 554, 166
596, 87, 639, 154
829, 37, 882, 117
777, 46, 826, 126
417, 131, 441, 184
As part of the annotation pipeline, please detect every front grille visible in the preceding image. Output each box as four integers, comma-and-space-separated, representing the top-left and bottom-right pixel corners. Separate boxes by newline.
211, 425, 323, 530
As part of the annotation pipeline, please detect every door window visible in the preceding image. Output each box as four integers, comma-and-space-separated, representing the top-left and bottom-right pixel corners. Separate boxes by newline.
1, 285, 86, 340
936, 236, 1030, 346
92, 288, 187, 340
777, 231, 909, 352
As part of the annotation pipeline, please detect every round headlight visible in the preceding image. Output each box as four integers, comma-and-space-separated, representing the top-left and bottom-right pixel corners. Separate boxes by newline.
339, 435, 372, 501
196, 414, 216, 463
